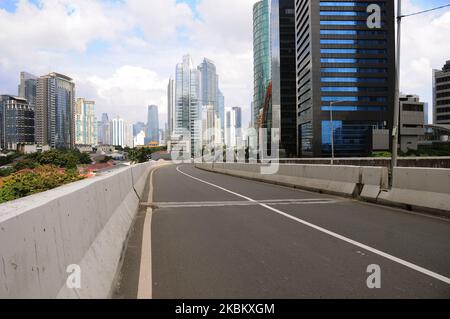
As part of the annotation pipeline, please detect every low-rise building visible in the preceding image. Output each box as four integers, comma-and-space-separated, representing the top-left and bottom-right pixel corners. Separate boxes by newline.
399, 94, 425, 152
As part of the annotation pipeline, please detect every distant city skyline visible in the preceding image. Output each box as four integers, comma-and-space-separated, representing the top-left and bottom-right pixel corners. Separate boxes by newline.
1, 1, 447, 131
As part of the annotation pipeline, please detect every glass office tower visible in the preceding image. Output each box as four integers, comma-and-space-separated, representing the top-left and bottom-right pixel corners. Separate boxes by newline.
253, 0, 271, 128
174, 55, 201, 157
295, 0, 395, 157
36, 73, 75, 149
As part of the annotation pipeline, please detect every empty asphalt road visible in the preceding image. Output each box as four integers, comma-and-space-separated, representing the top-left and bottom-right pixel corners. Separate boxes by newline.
116, 164, 450, 299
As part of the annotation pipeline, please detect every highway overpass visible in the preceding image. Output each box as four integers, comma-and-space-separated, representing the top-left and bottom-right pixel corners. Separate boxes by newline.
1, 162, 449, 298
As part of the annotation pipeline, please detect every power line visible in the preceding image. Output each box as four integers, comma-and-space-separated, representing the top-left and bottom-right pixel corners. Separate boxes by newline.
400, 3, 450, 18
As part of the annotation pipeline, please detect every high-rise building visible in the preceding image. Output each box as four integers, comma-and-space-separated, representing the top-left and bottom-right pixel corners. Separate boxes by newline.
253, 0, 271, 128
217, 89, 225, 139
75, 98, 97, 146
111, 116, 124, 147
198, 58, 219, 112
124, 122, 134, 148
146, 105, 159, 143
252, 0, 297, 157
98, 113, 111, 145
18, 72, 38, 109
174, 54, 201, 157
224, 107, 243, 148
167, 78, 175, 137
433, 60, 450, 124
399, 94, 425, 152
295, 0, 395, 157
232, 106, 242, 130
202, 105, 221, 147
36, 72, 75, 149
0, 95, 35, 150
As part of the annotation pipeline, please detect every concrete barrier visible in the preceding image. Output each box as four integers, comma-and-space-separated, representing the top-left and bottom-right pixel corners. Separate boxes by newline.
197, 162, 449, 215
360, 166, 389, 202
197, 163, 387, 198
0, 161, 163, 299
378, 167, 450, 214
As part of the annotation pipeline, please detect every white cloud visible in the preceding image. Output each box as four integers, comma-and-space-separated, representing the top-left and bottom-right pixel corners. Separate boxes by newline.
400, 1, 450, 120
0, 0, 448, 129
86, 66, 168, 123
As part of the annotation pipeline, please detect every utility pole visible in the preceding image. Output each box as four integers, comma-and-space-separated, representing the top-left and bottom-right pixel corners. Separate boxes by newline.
391, 0, 402, 181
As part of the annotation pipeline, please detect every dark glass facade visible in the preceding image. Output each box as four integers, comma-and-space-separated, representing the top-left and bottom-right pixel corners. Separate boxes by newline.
270, 0, 297, 157
253, 0, 271, 126
0, 95, 35, 150
295, 0, 395, 157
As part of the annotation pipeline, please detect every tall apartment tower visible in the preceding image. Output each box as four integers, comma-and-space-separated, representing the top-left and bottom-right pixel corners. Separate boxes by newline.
198, 58, 219, 110
295, 0, 395, 157
174, 54, 201, 157
111, 116, 124, 147
146, 105, 159, 143
167, 78, 175, 137
18, 72, 38, 108
75, 98, 97, 146
36, 72, 75, 149
433, 60, 450, 124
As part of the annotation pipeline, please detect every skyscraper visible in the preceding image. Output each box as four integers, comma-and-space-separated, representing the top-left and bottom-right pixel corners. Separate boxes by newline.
198, 58, 219, 113
98, 113, 111, 145
224, 107, 243, 148
202, 105, 221, 147
36, 72, 75, 149
18, 72, 38, 109
295, 0, 395, 157
217, 89, 225, 134
146, 105, 159, 143
252, 0, 297, 157
174, 54, 201, 157
167, 78, 175, 137
0, 95, 35, 150
253, 0, 271, 128
111, 116, 124, 147
75, 98, 97, 146
433, 60, 450, 124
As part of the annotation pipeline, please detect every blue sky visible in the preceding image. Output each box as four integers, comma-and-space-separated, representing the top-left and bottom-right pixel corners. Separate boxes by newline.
0, 0, 449, 126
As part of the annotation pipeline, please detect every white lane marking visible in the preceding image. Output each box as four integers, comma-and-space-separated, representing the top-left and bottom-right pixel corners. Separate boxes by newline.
176, 165, 450, 285
148, 199, 339, 208
137, 164, 169, 299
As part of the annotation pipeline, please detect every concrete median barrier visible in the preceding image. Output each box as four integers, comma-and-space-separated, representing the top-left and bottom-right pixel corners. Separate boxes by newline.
0, 161, 164, 299
197, 162, 385, 198
378, 167, 450, 215
196, 162, 449, 215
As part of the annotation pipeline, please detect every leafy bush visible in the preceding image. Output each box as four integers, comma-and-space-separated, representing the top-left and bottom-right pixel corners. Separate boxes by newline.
128, 147, 166, 163
0, 165, 85, 204
0, 167, 15, 177
25, 149, 92, 169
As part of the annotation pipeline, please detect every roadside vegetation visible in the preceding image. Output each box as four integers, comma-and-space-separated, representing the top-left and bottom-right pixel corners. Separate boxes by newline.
0, 149, 92, 204
127, 147, 166, 163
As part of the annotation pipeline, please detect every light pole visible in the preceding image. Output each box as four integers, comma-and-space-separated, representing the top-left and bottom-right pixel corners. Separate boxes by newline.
390, 1, 450, 184
329, 100, 351, 165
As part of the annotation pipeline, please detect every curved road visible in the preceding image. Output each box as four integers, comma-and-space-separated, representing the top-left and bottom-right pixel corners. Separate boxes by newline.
115, 164, 450, 299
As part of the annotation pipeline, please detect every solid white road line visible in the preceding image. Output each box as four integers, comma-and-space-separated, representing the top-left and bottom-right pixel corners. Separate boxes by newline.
176, 165, 450, 285
137, 164, 169, 299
